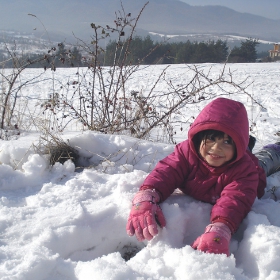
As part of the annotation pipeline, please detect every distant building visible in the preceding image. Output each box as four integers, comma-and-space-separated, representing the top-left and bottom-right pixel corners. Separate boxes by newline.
269, 43, 280, 59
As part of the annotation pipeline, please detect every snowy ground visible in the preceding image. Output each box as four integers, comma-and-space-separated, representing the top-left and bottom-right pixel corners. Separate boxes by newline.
1, 63, 280, 279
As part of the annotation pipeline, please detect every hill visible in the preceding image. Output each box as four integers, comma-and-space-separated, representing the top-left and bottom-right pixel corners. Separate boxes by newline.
0, 0, 279, 43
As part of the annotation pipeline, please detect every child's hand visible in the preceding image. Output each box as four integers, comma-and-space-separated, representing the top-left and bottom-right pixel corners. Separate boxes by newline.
126, 189, 166, 241
191, 222, 231, 256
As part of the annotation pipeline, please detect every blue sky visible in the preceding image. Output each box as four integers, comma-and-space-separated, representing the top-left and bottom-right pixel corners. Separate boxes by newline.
180, 0, 280, 20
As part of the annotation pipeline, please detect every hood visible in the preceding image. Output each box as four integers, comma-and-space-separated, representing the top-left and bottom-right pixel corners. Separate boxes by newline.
188, 97, 249, 162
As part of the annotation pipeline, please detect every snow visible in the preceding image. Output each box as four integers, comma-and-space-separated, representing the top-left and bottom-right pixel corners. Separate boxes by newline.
1, 63, 280, 280
148, 32, 278, 44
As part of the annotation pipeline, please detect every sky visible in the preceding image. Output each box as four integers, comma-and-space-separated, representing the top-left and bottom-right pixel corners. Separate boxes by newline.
181, 0, 280, 20
1, 62, 280, 279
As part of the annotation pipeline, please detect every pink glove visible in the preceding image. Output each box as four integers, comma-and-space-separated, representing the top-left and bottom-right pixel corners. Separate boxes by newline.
126, 189, 166, 241
191, 222, 231, 256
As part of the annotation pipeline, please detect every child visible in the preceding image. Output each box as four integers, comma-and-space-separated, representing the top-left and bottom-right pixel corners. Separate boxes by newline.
126, 97, 280, 256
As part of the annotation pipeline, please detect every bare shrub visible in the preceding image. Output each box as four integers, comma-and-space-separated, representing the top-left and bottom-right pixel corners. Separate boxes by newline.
0, 1, 264, 172
40, 2, 258, 145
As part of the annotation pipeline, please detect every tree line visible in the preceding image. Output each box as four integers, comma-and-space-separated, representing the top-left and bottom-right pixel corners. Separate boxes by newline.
0, 37, 261, 68
104, 36, 261, 65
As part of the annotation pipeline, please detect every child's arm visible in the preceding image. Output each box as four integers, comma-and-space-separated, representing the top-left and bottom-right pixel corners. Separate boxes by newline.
211, 158, 259, 233
140, 140, 191, 201
126, 140, 191, 241
210, 167, 258, 233
192, 159, 259, 256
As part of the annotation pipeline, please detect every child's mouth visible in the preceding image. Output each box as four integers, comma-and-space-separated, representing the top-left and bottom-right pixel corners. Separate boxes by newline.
208, 153, 223, 159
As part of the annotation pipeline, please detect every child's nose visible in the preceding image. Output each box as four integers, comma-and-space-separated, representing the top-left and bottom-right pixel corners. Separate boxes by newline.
212, 141, 222, 150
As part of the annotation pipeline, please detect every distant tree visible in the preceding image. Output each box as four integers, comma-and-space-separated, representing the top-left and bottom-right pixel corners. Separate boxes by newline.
174, 41, 194, 63
55, 43, 68, 67
157, 43, 175, 64
192, 42, 214, 63
229, 38, 259, 63
210, 40, 228, 62
141, 36, 159, 64
46, 43, 83, 68
240, 38, 259, 62
127, 36, 155, 64
105, 35, 158, 65
70, 47, 83, 67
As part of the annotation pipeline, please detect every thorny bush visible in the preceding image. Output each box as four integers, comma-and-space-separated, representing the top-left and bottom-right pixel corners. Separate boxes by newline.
41, 2, 257, 144
1, 2, 260, 145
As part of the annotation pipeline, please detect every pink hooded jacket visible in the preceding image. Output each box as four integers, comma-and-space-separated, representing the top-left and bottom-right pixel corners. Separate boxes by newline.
141, 97, 266, 233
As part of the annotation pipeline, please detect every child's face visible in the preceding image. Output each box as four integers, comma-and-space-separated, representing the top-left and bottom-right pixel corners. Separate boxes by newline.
199, 133, 235, 167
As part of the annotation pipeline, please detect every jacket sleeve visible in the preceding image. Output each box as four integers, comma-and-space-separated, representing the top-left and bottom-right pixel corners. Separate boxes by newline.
140, 140, 191, 201
211, 159, 259, 233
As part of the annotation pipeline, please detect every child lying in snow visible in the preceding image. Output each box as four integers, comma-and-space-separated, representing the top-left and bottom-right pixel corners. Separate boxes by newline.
126, 97, 280, 256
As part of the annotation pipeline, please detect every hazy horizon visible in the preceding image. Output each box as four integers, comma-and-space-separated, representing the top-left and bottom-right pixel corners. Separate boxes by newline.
180, 0, 280, 20
0, 0, 279, 43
